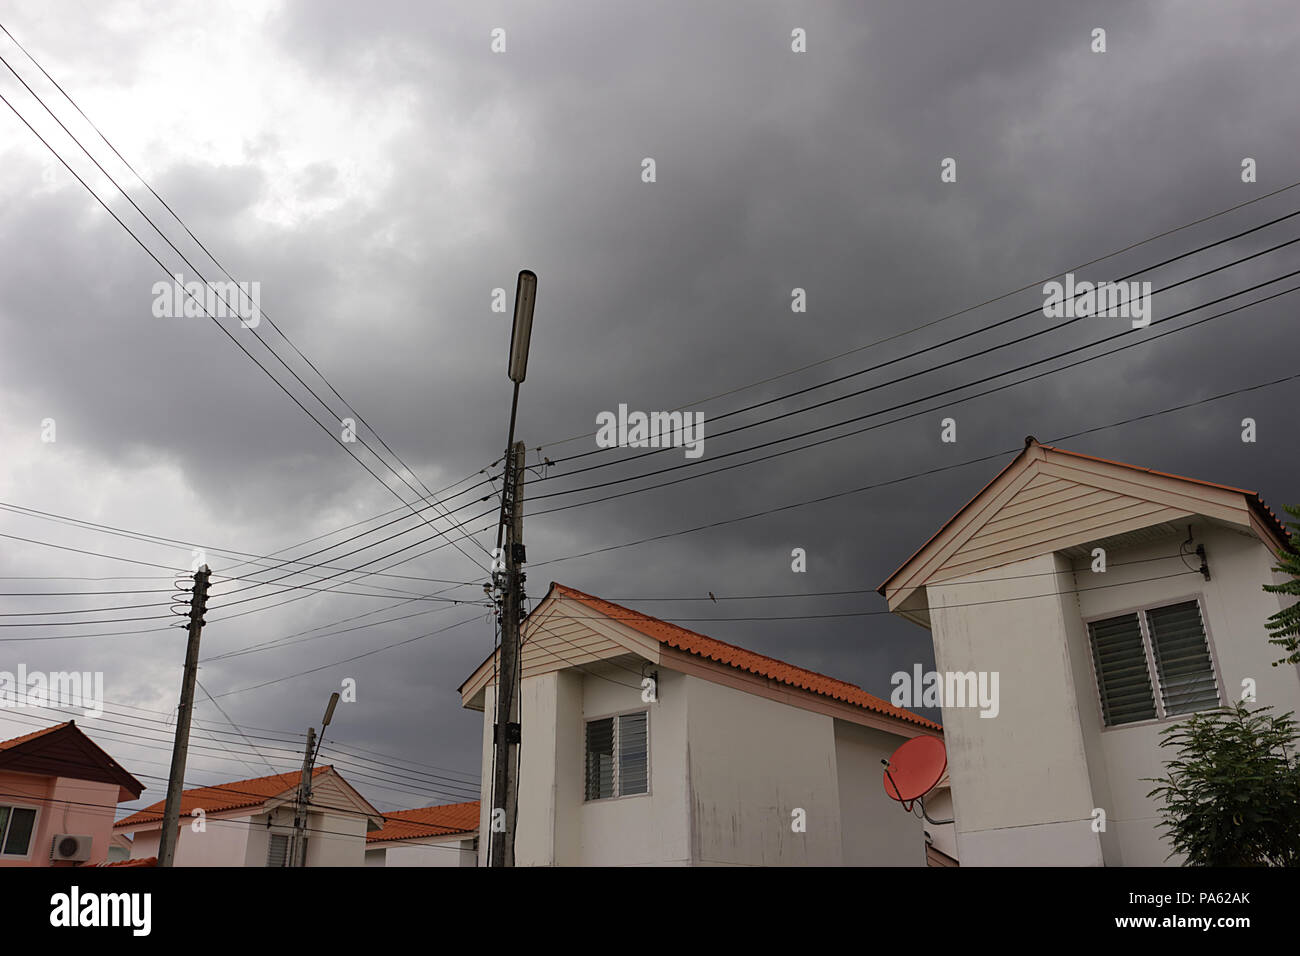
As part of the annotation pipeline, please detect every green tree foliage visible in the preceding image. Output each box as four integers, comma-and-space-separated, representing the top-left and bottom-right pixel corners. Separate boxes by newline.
1146, 702, 1300, 866
1264, 503, 1300, 666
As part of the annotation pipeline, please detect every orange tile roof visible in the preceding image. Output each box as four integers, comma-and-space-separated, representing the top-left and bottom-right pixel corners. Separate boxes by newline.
552, 584, 940, 731
367, 801, 480, 843
114, 766, 330, 830
0, 721, 72, 751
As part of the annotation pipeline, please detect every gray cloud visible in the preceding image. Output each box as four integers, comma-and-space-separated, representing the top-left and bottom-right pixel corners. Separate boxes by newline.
1, 0, 1297, 812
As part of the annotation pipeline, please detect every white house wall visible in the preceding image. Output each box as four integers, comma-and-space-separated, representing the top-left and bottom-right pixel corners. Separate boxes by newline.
243, 805, 367, 867
922, 787, 958, 860
684, 674, 845, 865
832, 719, 926, 865
127, 813, 252, 866
927, 553, 1105, 866
367, 836, 476, 867
1056, 551, 1122, 867
1068, 522, 1300, 865
478, 655, 931, 865
127, 829, 159, 861
923, 522, 1300, 867
568, 665, 691, 865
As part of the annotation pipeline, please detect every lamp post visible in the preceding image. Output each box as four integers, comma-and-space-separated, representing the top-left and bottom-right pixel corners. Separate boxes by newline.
489, 269, 536, 867
292, 691, 340, 867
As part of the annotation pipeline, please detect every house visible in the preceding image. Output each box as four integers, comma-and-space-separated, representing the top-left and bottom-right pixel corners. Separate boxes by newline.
107, 831, 133, 862
460, 583, 942, 866
878, 437, 1299, 866
114, 765, 384, 866
364, 800, 479, 867
0, 720, 144, 867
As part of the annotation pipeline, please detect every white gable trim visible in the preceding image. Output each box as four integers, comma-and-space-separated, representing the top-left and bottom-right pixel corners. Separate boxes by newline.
882, 442, 1283, 619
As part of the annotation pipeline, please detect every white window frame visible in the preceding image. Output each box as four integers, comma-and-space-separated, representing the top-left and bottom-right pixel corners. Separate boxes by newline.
583, 707, 651, 802
0, 802, 40, 860
1084, 593, 1226, 731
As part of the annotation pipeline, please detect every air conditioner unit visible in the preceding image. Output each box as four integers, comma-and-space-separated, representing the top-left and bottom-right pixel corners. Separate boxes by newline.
51, 834, 93, 862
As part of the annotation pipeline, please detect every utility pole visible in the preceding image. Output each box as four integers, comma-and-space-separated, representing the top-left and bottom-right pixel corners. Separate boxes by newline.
290, 691, 339, 867
501, 440, 526, 865
489, 270, 536, 868
158, 564, 211, 868
290, 727, 316, 867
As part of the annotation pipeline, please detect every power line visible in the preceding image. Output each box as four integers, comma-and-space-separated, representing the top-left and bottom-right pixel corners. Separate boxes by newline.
522, 274, 1300, 516
538, 571, 1203, 622
0, 60, 491, 579
385, 271, 1297, 546
0, 22, 494, 568
34, 223, 1272, 619
539, 221, 1300, 481
598, 551, 1192, 601
17, 692, 482, 788
526, 367, 1300, 568
209, 612, 486, 699
532, 179, 1300, 452
12, 258, 1282, 616
201, 599, 478, 663
225, 232, 1299, 550
0, 499, 481, 597
160, 192, 1300, 570
0, 705, 481, 802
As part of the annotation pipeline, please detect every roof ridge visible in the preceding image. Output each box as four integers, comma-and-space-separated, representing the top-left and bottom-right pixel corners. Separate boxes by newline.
551, 583, 938, 730
879, 440, 1289, 597
1039, 442, 1259, 496
555, 584, 866, 690
0, 720, 73, 750
115, 766, 328, 826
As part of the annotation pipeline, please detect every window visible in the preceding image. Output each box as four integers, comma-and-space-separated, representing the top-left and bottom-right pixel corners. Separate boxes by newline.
585, 711, 649, 800
266, 832, 289, 867
1087, 599, 1220, 727
0, 805, 37, 857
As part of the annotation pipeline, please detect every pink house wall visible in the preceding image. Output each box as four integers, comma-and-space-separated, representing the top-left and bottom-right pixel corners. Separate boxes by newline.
0, 768, 119, 867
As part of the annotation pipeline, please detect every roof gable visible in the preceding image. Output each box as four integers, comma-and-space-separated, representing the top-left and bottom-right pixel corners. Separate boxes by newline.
113, 765, 381, 832
458, 589, 662, 707
0, 721, 143, 802
879, 439, 1289, 623
461, 583, 939, 734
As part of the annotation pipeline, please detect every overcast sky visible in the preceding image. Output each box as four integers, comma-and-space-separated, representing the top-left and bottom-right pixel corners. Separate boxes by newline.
1, 0, 1298, 816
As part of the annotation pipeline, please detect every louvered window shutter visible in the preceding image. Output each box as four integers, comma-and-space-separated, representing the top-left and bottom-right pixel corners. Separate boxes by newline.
266, 832, 289, 867
618, 712, 649, 796
1147, 601, 1219, 716
585, 718, 615, 800
1088, 612, 1158, 726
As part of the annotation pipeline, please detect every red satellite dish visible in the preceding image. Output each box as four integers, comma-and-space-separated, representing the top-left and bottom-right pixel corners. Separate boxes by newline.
882, 735, 946, 812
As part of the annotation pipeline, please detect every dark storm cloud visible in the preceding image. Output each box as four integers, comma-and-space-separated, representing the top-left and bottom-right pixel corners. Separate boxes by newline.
1, 0, 1297, 808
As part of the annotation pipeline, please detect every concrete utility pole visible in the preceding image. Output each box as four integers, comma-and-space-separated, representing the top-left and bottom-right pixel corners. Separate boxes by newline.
158, 564, 211, 867
500, 440, 527, 866
290, 691, 339, 867
290, 727, 316, 867
489, 270, 536, 868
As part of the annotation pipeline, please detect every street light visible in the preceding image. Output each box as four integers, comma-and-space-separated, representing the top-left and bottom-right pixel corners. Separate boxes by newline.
490, 270, 536, 868
508, 270, 537, 385
293, 691, 341, 867
499, 270, 537, 545
321, 692, 340, 730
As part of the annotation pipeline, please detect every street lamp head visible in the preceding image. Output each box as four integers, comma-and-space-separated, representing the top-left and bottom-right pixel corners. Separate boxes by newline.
322, 691, 340, 729
508, 270, 537, 384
